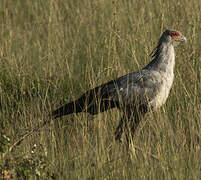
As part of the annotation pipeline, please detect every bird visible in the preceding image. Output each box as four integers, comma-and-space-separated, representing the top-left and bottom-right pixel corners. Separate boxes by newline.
52, 29, 186, 144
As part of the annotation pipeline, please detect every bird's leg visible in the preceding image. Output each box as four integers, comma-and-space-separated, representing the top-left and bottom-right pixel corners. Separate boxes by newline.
124, 111, 142, 145
115, 115, 125, 142
115, 105, 145, 144
115, 109, 132, 143
124, 104, 147, 145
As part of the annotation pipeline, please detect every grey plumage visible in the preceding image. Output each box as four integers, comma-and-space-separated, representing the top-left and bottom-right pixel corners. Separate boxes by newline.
52, 29, 186, 143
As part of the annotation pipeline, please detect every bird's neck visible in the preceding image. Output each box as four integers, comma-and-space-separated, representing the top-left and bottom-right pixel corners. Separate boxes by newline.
146, 42, 175, 73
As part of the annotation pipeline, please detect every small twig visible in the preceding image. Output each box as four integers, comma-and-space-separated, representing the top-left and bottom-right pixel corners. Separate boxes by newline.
8, 118, 52, 153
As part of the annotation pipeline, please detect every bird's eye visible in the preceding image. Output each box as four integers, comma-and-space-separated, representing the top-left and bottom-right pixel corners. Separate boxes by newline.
169, 31, 179, 37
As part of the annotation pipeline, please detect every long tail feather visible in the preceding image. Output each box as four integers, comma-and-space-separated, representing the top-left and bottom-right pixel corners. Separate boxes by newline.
52, 101, 83, 119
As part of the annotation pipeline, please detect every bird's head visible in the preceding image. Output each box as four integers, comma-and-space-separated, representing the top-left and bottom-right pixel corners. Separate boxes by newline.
160, 29, 187, 46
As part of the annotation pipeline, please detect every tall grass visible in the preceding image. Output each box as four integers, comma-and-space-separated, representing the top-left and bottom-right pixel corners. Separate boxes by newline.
0, 0, 200, 179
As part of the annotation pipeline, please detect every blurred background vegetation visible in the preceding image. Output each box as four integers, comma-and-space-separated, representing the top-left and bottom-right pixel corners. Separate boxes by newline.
0, 0, 200, 179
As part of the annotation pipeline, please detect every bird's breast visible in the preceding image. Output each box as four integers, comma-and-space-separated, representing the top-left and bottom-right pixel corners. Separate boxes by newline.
149, 71, 174, 110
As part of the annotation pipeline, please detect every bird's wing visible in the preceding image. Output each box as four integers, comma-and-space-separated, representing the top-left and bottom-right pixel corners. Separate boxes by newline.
100, 69, 159, 106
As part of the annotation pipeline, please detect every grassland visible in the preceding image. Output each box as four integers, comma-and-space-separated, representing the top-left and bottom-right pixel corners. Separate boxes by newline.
0, 0, 200, 179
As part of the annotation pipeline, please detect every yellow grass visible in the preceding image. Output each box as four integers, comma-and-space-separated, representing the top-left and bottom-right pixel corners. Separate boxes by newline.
0, 0, 200, 179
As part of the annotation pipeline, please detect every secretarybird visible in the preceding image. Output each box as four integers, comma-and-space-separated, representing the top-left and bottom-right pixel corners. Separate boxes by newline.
52, 29, 186, 143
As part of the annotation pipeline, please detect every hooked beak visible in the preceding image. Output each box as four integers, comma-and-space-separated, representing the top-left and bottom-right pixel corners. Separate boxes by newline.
179, 36, 187, 43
